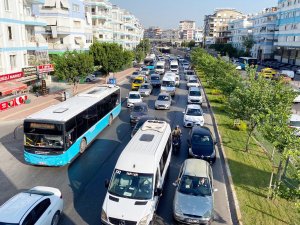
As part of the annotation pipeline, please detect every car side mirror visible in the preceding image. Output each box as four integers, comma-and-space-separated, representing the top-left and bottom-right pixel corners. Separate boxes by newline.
182, 111, 185, 114
154, 188, 162, 196
104, 179, 109, 188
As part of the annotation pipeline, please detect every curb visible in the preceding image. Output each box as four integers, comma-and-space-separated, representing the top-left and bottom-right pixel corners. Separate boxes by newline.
200, 78, 243, 225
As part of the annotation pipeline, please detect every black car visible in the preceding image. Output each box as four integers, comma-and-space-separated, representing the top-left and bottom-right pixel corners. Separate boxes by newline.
131, 116, 155, 137
188, 126, 217, 164
130, 102, 148, 125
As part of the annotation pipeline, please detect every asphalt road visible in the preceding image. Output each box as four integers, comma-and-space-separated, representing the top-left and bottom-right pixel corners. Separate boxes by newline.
0, 65, 233, 224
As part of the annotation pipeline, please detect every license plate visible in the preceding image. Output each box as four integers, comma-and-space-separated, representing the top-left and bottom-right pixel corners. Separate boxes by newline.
187, 219, 198, 223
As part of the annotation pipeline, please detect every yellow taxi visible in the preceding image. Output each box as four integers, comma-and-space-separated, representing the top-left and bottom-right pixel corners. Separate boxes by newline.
131, 76, 146, 91
259, 67, 277, 79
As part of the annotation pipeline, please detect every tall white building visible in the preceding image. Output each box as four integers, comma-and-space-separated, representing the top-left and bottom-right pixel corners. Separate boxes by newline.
0, 0, 49, 88
250, 7, 278, 61
194, 28, 203, 44
274, 0, 300, 65
228, 16, 253, 52
179, 20, 196, 40
32, 0, 93, 54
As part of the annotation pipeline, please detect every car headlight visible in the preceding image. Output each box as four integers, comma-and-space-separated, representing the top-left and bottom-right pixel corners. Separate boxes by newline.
202, 210, 212, 220
101, 209, 108, 222
174, 203, 184, 218
138, 214, 150, 225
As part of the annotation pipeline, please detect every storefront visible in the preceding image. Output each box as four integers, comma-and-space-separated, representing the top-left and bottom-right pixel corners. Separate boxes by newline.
38, 64, 54, 80
18, 66, 39, 86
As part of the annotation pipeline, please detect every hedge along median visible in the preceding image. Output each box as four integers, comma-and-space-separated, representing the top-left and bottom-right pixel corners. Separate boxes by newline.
192, 48, 299, 225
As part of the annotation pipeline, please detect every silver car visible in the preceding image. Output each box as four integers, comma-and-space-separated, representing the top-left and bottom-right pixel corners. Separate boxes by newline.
155, 92, 172, 110
138, 83, 153, 96
173, 159, 217, 224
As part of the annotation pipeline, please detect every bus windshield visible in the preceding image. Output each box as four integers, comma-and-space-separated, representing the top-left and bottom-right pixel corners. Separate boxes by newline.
108, 169, 153, 200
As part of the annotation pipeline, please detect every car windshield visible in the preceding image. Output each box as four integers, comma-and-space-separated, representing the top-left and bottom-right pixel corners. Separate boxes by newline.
140, 85, 149, 89
129, 94, 140, 99
170, 65, 178, 69
192, 134, 213, 146
190, 91, 201, 96
290, 120, 300, 127
108, 169, 153, 200
151, 76, 160, 80
133, 105, 147, 112
189, 79, 198, 83
132, 72, 139, 75
156, 66, 163, 69
186, 108, 202, 116
162, 81, 175, 87
133, 79, 143, 84
158, 95, 170, 101
178, 175, 211, 196
187, 71, 195, 75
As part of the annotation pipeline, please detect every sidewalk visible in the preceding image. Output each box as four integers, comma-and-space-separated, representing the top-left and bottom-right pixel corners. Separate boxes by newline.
0, 68, 135, 122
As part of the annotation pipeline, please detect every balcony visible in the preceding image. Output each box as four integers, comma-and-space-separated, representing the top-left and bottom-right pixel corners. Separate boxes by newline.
25, 0, 45, 4
86, 0, 112, 9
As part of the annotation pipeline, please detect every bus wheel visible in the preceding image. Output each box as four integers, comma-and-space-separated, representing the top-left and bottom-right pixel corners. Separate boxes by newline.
109, 115, 113, 126
80, 138, 87, 154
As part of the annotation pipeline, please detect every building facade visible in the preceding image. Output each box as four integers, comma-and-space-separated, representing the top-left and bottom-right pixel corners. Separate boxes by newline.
194, 28, 203, 44
250, 7, 278, 61
274, 0, 300, 65
161, 29, 179, 40
179, 20, 195, 40
144, 27, 162, 39
0, 0, 50, 88
204, 8, 243, 45
228, 16, 252, 52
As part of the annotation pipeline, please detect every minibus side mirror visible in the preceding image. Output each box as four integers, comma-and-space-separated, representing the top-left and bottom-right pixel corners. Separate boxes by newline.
154, 188, 162, 196
104, 179, 110, 188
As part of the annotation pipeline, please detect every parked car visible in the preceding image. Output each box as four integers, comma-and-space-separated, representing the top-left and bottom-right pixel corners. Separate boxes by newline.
187, 76, 200, 89
130, 102, 148, 125
173, 159, 217, 224
183, 104, 205, 127
188, 87, 203, 105
259, 68, 277, 79
131, 71, 140, 80
187, 126, 217, 163
0, 186, 63, 225
138, 83, 153, 96
293, 88, 300, 103
131, 116, 155, 137
155, 92, 172, 110
126, 91, 143, 108
150, 73, 161, 87
85, 74, 96, 82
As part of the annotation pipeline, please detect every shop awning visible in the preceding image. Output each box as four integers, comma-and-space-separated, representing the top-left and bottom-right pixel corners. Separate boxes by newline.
0, 81, 28, 97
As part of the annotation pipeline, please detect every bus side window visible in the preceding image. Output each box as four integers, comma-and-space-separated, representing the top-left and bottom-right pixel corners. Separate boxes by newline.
87, 105, 98, 128
65, 118, 76, 148
76, 111, 87, 137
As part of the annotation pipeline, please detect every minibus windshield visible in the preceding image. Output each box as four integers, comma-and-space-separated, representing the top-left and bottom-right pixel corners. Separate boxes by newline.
108, 169, 153, 200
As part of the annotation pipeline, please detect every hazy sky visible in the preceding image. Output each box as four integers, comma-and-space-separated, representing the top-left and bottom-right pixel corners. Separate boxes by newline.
110, 0, 278, 29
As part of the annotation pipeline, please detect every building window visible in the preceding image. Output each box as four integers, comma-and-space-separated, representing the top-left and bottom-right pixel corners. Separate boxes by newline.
72, 4, 79, 12
10, 55, 16, 69
4, 0, 9, 11
60, 38, 64, 44
7, 26, 12, 40
73, 21, 81, 27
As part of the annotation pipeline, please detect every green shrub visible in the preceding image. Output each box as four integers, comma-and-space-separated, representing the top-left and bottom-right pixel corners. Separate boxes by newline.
233, 120, 247, 131
211, 89, 222, 95
209, 95, 226, 104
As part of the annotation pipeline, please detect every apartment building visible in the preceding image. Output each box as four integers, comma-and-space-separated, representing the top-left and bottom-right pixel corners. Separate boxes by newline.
0, 0, 50, 90
274, 0, 300, 65
144, 27, 162, 39
179, 20, 196, 40
250, 7, 278, 61
161, 29, 179, 40
228, 16, 253, 52
194, 28, 204, 44
204, 8, 243, 45
32, 0, 93, 54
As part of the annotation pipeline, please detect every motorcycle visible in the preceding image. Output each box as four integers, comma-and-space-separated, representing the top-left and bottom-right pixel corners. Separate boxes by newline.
172, 135, 181, 154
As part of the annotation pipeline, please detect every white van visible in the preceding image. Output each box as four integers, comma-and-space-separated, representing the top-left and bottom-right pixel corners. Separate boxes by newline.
164, 71, 179, 87
170, 60, 179, 74
281, 70, 295, 80
101, 120, 172, 225
155, 61, 165, 74
161, 75, 176, 96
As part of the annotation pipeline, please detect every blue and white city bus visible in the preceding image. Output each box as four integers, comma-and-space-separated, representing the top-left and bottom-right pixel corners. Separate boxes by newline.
23, 85, 121, 166
238, 57, 257, 69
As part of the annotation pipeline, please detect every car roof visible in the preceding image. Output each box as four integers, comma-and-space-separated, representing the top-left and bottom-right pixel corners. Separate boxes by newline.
0, 192, 43, 223
189, 86, 200, 91
183, 159, 210, 178
187, 104, 201, 109
129, 91, 140, 94
191, 126, 211, 135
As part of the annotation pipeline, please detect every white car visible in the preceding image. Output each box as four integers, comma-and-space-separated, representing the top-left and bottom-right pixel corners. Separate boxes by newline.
85, 74, 96, 82
289, 114, 300, 136
127, 91, 143, 108
281, 70, 295, 79
0, 186, 63, 225
183, 104, 205, 127
188, 87, 203, 105
164, 71, 179, 87
187, 76, 200, 89
293, 88, 300, 103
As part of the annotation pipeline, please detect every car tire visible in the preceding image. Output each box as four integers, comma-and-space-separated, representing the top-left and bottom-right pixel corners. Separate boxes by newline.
80, 138, 87, 154
86, 78, 91, 82
51, 211, 61, 225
